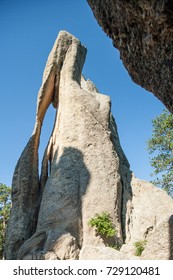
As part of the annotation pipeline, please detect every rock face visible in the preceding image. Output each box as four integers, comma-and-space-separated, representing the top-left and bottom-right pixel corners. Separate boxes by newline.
5, 31, 173, 260
121, 176, 173, 260
87, 0, 173, 113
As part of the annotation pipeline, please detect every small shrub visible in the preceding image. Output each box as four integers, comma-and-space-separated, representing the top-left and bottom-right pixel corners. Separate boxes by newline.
134, 240, 147, 256
88, 212, 116, 238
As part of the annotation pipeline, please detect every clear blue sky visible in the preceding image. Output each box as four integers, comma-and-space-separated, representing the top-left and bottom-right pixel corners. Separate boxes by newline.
0, 0, 165, 187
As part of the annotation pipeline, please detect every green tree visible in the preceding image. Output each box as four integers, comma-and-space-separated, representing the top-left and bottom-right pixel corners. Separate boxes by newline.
0, 183, 11, 259
147, 109, 173, 196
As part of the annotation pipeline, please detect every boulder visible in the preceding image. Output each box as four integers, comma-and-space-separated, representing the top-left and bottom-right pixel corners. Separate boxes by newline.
120, 176, 173, 260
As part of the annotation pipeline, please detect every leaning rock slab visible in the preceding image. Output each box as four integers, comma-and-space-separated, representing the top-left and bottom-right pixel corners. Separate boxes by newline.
88, 0, 173, 113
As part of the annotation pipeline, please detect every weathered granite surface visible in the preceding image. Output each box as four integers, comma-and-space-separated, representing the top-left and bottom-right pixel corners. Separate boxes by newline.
87, 0, 173, 113
120, 176, 173, 260
5, 31, 173, 260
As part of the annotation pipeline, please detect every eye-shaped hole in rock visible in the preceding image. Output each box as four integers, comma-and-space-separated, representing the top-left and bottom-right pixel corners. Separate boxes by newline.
38, 104, 56, 189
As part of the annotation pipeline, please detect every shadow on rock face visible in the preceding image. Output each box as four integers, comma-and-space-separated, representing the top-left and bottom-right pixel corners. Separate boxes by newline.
17, 147, 90, 260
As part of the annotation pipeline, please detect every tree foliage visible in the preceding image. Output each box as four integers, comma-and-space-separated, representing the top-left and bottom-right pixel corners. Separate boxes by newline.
0, 183, 11, 259
147, 109, 173, 196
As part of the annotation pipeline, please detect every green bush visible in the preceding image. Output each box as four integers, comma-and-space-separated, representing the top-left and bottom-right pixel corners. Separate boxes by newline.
134, 240, 147, 256
0, 183, 11, 259
88, 212, 116, 238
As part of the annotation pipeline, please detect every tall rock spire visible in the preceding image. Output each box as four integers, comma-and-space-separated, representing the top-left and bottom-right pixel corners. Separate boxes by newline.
5, 31, 173, 260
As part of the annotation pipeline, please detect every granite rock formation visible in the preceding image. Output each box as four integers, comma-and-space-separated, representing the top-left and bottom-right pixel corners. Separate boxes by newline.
5, 31, 173, 260
87, 0, 173, 113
